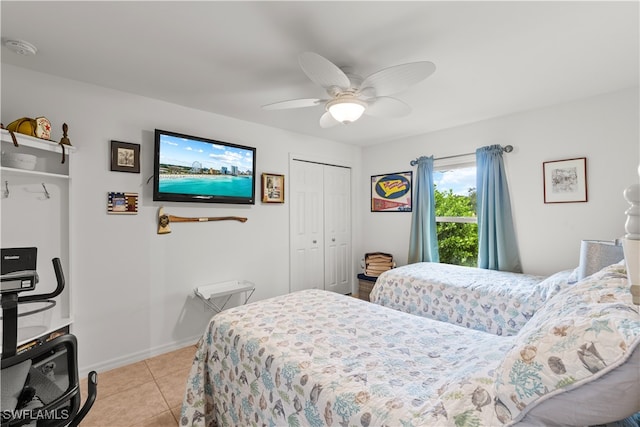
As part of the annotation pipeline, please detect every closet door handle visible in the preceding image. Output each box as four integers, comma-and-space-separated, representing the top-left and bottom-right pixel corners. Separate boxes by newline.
313, 240, 317, 244
332, 238, 336, 242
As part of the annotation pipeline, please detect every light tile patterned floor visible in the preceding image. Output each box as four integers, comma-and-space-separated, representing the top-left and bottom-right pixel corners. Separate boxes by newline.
79, 345, 197, 427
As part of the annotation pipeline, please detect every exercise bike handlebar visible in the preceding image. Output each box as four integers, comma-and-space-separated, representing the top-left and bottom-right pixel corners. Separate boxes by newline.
70, 371, 98, 427
18, 257, 65, 303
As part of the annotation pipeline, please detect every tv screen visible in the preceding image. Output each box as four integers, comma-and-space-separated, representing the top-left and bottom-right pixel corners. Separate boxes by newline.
153, 129, 256, 204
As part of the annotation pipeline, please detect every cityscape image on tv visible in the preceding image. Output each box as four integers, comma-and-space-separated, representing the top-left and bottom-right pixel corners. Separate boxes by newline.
157, 133, 254, 197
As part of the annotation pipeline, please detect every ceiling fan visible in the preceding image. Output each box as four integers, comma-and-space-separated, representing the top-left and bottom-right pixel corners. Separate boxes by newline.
262, 52, 436, 128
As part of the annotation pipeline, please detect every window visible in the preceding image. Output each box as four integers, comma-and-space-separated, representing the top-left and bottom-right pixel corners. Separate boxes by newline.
433, 161, 478, 266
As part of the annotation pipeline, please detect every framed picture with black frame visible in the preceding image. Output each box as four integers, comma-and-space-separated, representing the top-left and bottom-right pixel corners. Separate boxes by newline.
110, 141, 140, 173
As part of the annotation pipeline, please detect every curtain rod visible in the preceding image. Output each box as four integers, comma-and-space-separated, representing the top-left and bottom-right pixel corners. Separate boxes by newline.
410, 145, 513, 166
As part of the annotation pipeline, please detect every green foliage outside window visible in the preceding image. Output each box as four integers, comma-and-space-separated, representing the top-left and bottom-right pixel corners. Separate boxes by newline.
434, 187, 478, 267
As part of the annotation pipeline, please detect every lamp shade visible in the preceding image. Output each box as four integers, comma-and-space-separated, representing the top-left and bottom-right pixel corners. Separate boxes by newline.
577, 240, 624, 281
327, 98, 366, 124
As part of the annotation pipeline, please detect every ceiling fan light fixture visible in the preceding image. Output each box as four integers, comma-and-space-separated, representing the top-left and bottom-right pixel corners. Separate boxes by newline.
264, 52, 436, 127
327, 98, 366, 124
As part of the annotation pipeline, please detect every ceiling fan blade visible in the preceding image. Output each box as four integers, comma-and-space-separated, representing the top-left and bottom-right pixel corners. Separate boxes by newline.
360, 61, 436, 97
319, 111, 340, 128
365, 97, 412, 118
262, 98, 324, 110
298, 52, 351, 93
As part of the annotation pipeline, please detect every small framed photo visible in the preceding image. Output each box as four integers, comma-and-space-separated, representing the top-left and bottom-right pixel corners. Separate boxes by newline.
261, 173, 284, 203
107, 192, 139, 214
543, 157, 587, 203
110, 141, 140, 173
371, 171, 413, 212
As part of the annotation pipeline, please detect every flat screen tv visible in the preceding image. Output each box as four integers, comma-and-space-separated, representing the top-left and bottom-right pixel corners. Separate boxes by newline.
153, 129, 256, 204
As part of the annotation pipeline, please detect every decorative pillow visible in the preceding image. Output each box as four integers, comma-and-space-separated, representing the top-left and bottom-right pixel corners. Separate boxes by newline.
566, 267, 579, 284
494, 263, 640, 425
526, 268, 578, 305
540, 269, 577, 287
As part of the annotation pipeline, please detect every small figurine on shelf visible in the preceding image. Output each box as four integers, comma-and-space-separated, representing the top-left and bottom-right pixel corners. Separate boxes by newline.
34, 117, 51, 140
57, 123, 71, 164
60, 123, 71, 146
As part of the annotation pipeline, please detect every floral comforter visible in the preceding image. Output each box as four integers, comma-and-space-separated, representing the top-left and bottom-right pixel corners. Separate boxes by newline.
370, 262, 570, 336
181, 265, 639, 426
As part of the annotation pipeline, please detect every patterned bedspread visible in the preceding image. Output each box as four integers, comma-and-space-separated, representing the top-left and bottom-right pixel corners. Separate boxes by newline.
181, 266, 640, 426
370, 262, 570, 336
180, 289, 515, 427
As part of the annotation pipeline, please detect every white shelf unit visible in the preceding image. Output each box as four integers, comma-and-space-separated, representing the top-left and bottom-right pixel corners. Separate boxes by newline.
1, 129, 75, 350
1, 166, 70, 180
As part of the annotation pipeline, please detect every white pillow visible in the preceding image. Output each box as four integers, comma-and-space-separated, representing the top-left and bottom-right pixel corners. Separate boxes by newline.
566, 267, 579, 284
539, 269, 575, 287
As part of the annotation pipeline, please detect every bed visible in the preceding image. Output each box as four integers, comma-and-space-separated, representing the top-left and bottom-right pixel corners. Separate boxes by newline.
369, 262, 573, 336
180, 263, 639, 427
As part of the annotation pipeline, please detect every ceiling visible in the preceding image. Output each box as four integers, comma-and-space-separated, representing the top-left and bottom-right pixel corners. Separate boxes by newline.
1, 1, 638, 147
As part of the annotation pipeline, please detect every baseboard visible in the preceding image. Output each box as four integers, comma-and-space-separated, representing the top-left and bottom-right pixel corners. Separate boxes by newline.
78, 335, 201, 377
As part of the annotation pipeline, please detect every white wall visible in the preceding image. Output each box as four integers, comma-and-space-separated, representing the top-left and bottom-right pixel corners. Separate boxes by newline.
3, 62, 637, 375
1, 65, 363, 374
362, 88, 639, 275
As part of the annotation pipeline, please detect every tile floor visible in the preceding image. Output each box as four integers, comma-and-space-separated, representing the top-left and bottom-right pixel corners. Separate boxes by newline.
79, 344, 197, 427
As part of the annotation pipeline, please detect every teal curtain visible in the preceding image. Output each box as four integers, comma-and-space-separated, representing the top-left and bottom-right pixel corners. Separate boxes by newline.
476, 145, 522, 272
408, 156, 439, 263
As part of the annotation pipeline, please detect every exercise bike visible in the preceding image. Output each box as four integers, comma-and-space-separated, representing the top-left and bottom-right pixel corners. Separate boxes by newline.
1, 256, 97, 426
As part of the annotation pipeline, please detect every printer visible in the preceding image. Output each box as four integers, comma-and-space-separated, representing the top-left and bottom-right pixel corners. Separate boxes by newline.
1, 247, 38, 294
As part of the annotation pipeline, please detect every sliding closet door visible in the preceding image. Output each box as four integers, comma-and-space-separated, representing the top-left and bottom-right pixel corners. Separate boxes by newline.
324, 166, 351, 294
290, 160, 324, 292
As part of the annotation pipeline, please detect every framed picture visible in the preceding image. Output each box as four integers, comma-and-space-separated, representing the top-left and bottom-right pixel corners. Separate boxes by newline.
110, 141, 140, 173
107, 192, 139, 214
543, 157, 587, 203
261, 173, 284, 203
371, 171, 412, 212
